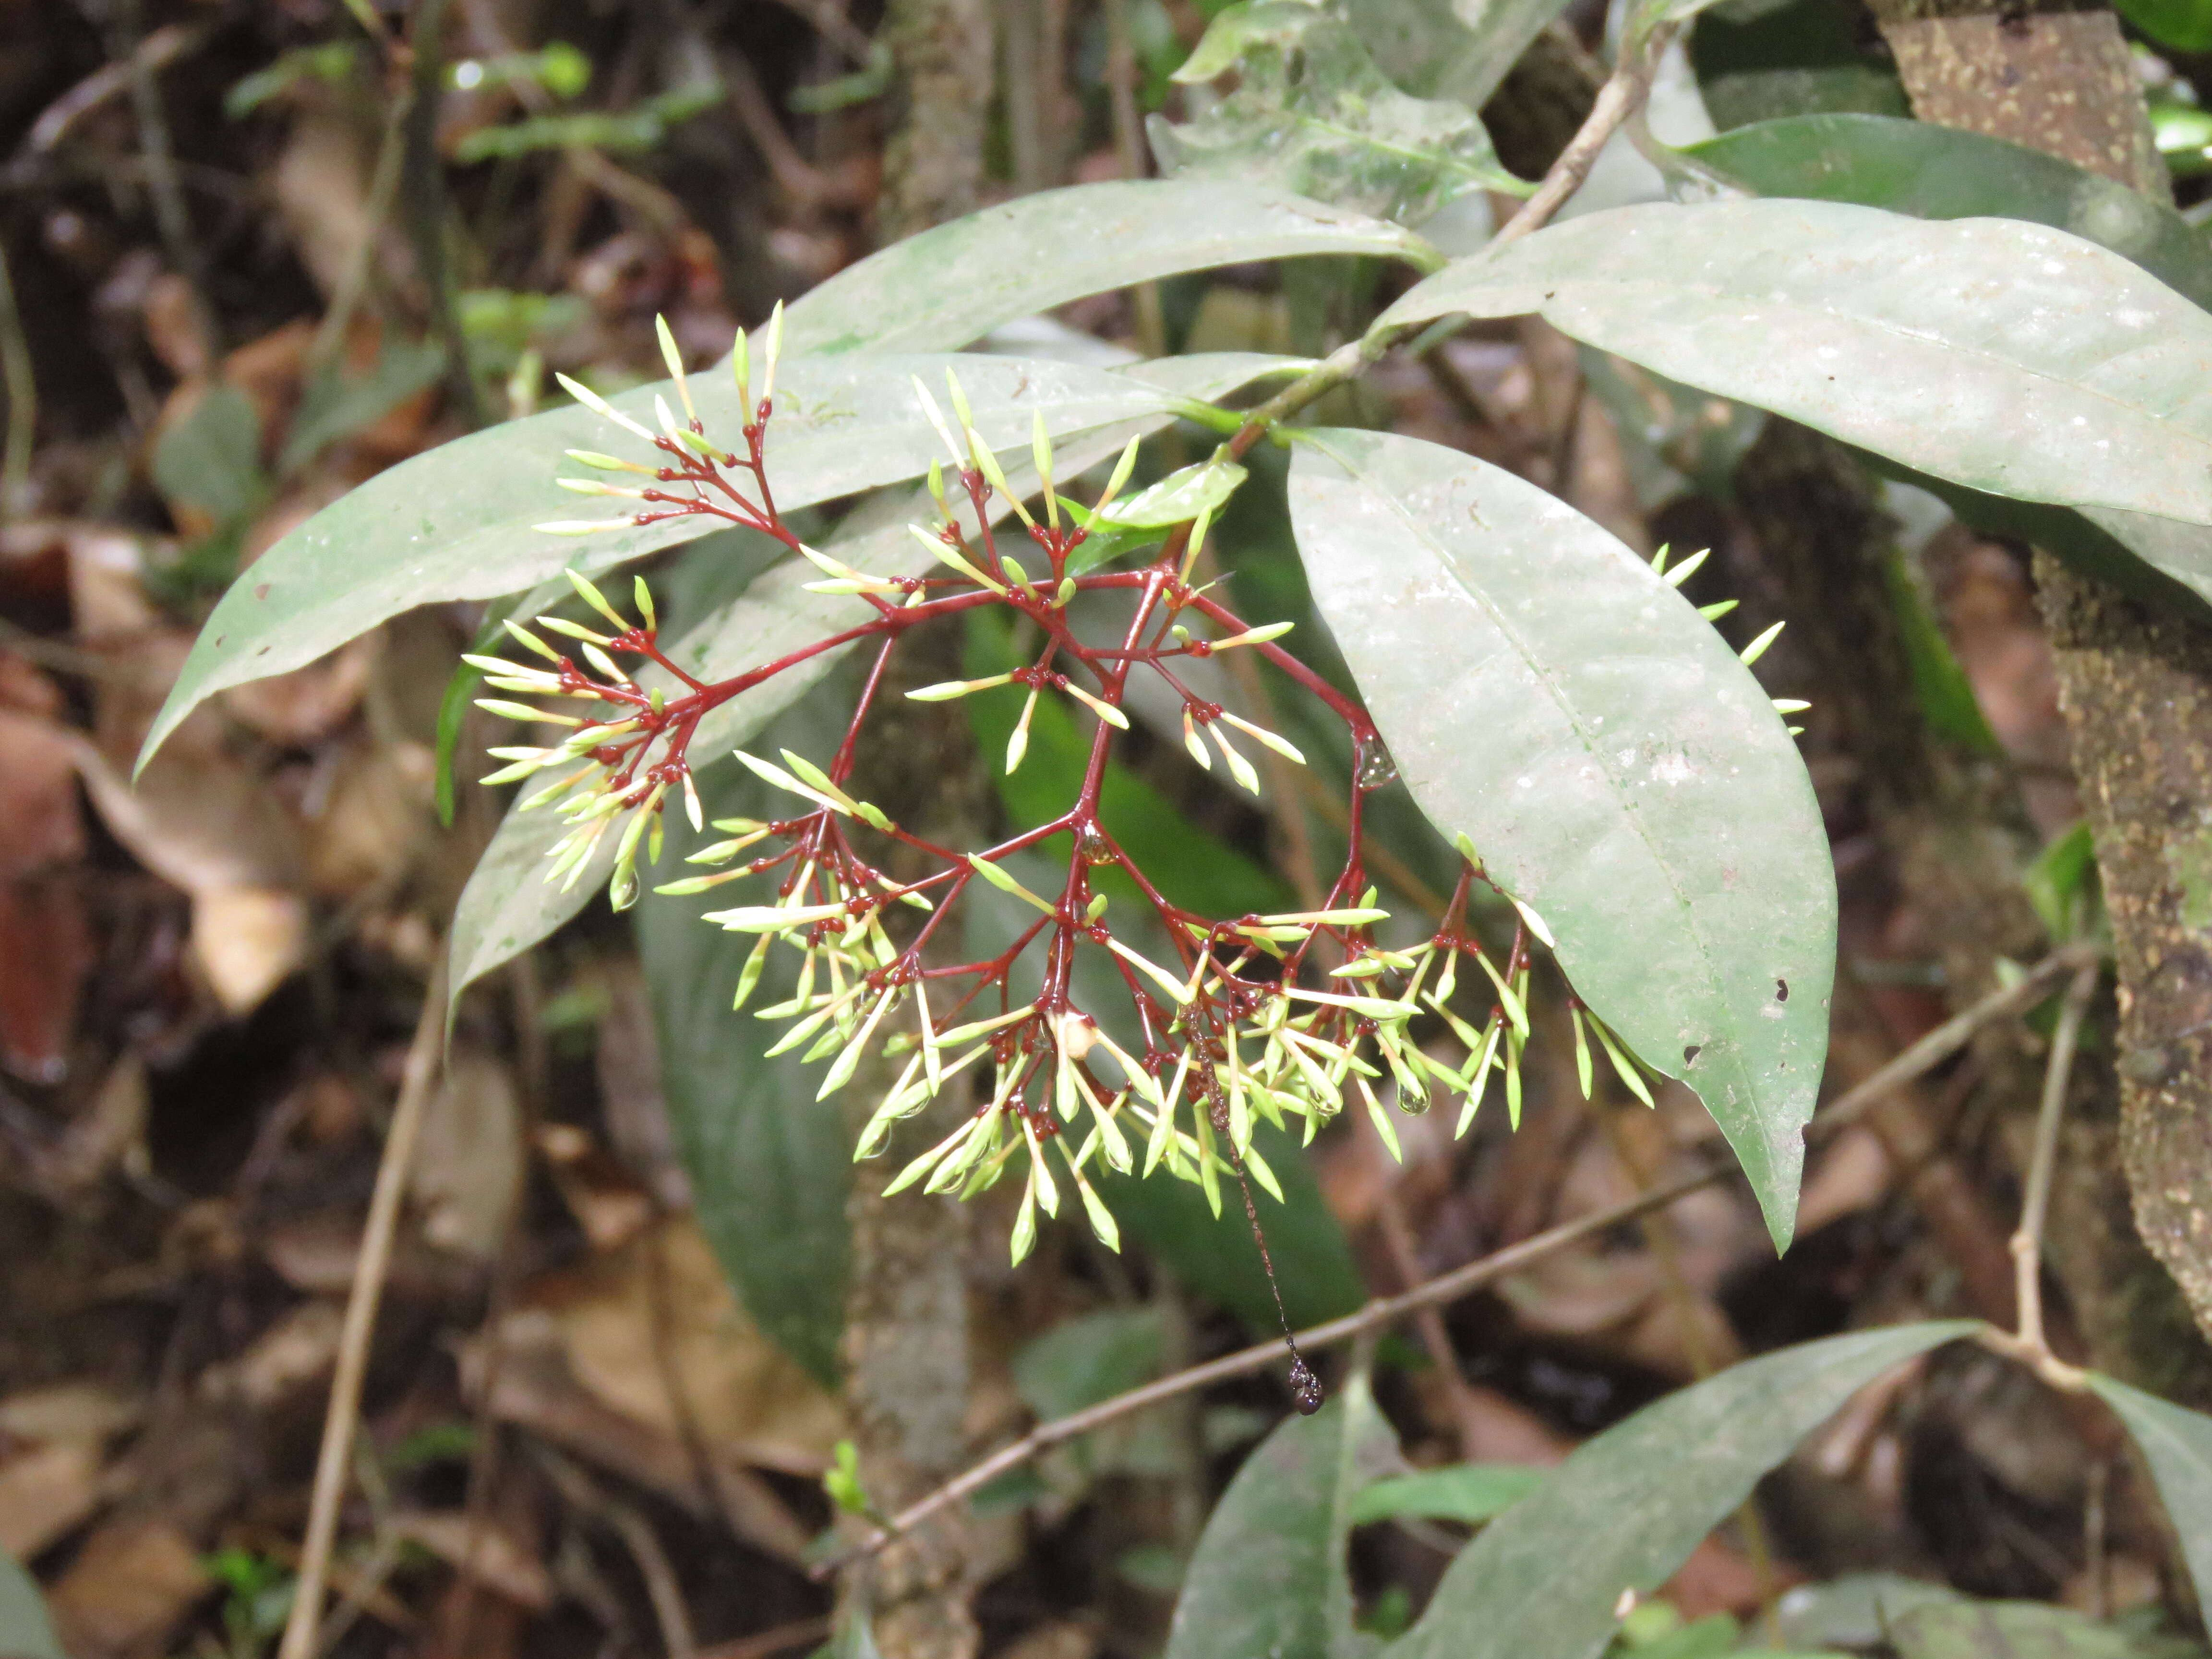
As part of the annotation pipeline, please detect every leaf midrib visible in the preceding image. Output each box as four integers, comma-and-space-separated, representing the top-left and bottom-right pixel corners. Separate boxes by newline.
1311, 433, 1769, 1183
1550, 276, 2212, 460
1404, 257, 2212, 506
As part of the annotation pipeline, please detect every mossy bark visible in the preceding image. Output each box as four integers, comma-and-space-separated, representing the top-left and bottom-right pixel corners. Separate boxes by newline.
878, 0, 995, 243
1861, 0, 2212, 1380
839, 3, 997, 1650
839, 624, 993, 1659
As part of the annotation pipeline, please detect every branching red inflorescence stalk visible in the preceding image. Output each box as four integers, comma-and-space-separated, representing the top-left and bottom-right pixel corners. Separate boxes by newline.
476, 321, 1651, 1395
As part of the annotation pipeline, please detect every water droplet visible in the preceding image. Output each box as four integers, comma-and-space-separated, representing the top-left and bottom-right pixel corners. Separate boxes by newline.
1288, 1357, 1324, 1415
1398, 1087, 1430, 1118
1355, 735, 1397, 791
1076, 824, 1114, 865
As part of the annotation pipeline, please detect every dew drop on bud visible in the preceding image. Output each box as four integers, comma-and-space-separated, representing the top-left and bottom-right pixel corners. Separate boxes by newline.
1355, 735, 1398, 791
1288, 1357, 1324, 1415
1077, 824, 1114, 865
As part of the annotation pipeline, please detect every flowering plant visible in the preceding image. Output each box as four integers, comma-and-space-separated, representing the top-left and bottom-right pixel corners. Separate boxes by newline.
465, 313, 1683, 1286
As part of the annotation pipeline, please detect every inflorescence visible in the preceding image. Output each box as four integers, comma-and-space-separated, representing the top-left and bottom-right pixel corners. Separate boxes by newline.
471, 315, 1767, 1298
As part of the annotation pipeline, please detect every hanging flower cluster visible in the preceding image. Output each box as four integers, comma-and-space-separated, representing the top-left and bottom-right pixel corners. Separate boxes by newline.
469, 313, 1696, 1270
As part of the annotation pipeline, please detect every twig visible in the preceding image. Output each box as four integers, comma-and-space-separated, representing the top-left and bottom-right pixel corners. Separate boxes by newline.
1375, 1180, 1491, 1460
401, 0, 484, 428
0, 240, 33, 521
535, 1443, 699, 1659
1101, 0, 1166, 357
1491, 24, 1675, 250
438, 957, 546, 1657
117, 0, 215, 350
308, 94, 411, 375
819, 939, 2099, 1570
696, 1616, 836, 1659
725, 49, 840, 209
1821, 940, 2102, 1138
276, 955, 449, 1659
23, 20, 208, 154
1984, 960, 2100, 1390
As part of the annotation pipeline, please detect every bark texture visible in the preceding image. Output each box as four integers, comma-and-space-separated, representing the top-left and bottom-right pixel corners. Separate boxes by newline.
838, 622, 992, 1659
1863, 0, 2212, 1373
878, 0, 995, 243
839, 3, 997, 1648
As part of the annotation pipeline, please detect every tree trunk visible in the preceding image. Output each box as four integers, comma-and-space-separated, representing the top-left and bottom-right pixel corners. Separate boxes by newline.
838, 622, 993, 1659
837, 2, 996, 1653
1861, 0, 2212, 1381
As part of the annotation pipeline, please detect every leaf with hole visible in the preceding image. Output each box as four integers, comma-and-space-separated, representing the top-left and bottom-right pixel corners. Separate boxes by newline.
1288, 428, 1833, 1247
774, 180, 1440, 358
140, 352, 1189, 772
1378, 199, 2212, 527
1384, 1322, 1976, 1659
1165, 1370, 1402, 1659
1154, 1, 1526, 228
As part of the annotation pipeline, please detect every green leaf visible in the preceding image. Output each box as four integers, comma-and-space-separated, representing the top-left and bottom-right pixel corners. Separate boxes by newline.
0, 1548, 61, 1659
1887, 1602, 2143, 1659
1772, 1573, 1966, 1650
1153, 1, 1526, 228
152, 382, 266, 526
2085, 1372, 2212, 1614
2118, 0, 2212, 52
1288, 429, 1834, 1249
1102, 1118, 1368, 1335
1689, 0, 1909, 131
1014, 1309, 1164, 1419
225, 40, 362, 118
2023, 819, 2098, 942
1575, 347, 1765, 509
1851, 451, 2212, 619
1350, 0, 1572, 113
824, 1610, 885, 1659
776, 180, 1440, 359
1376, 200, 2212, 526
1348, 1463, 1543, 1527
280, 337, 448, 475
1087, 453, 1249, 532
443, 356, 1299, 1006
1885, 550, 2002, 757
1165, 1370, 1402, 1659
1682, 114, 2212, 313
454, 80, 719, 160
142, 352, 1185, 773
635, 692, 858, 1384
1386, 1322, 1977, 1659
